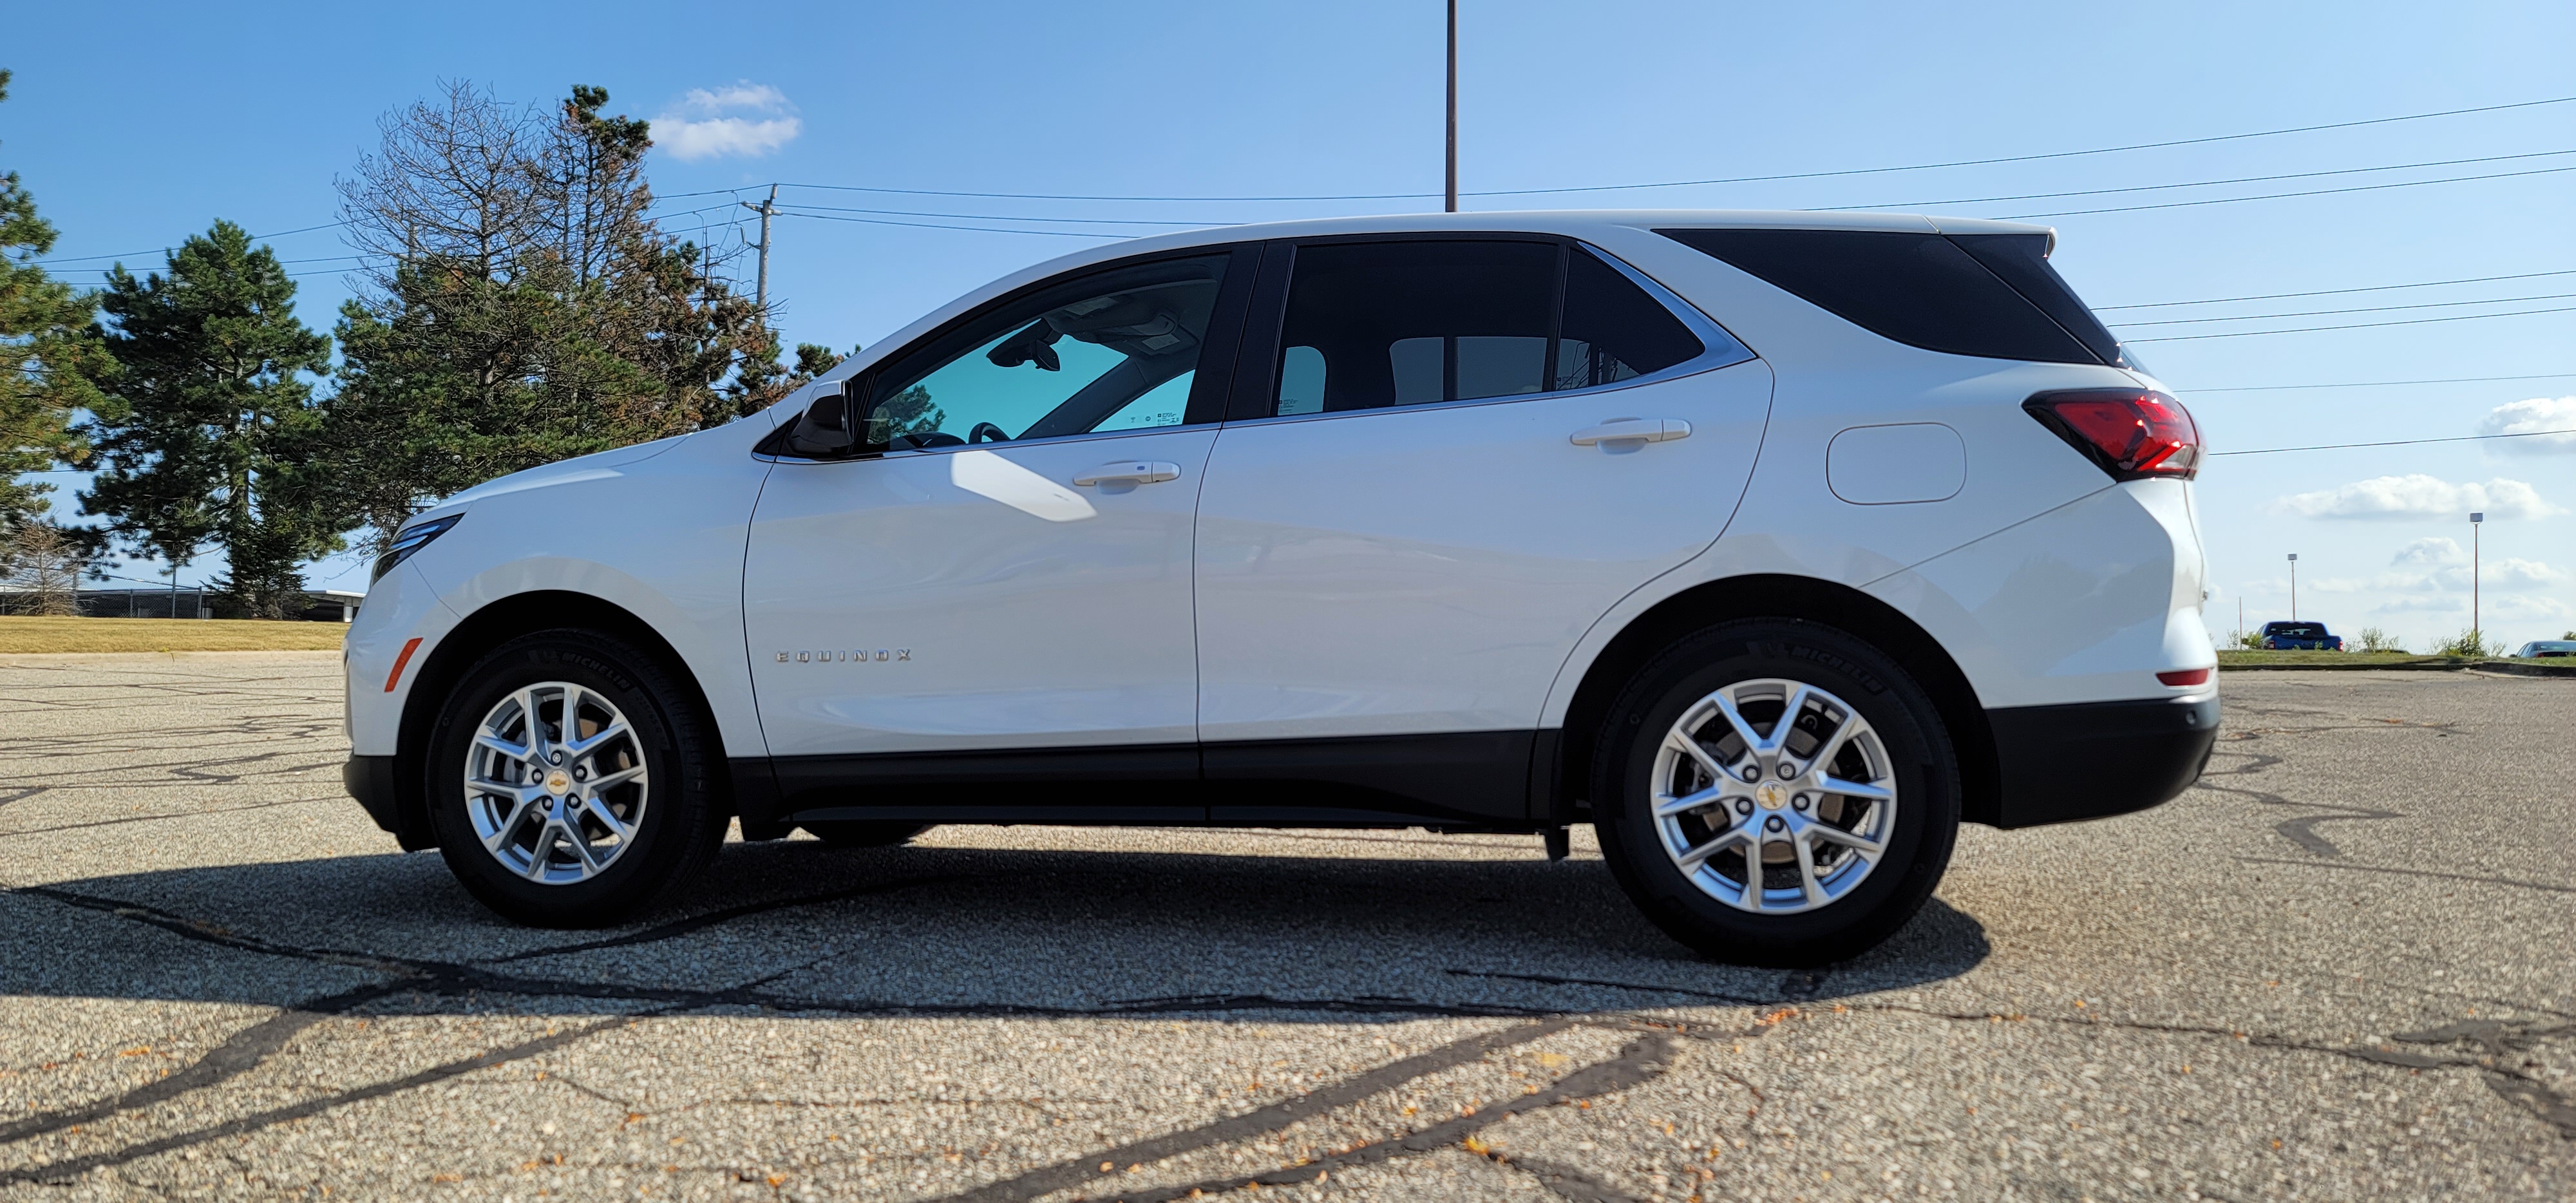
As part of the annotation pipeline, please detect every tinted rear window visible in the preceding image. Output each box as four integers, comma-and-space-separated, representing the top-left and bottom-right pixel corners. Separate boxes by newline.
1947, 233, 2133, 368
1555, 248, 1706, 389
1274, 240, 1560, 413
1658, 227, 2107, 365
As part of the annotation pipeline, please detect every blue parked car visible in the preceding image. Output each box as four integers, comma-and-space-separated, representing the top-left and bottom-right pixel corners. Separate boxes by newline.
2261, 621, 2342, 651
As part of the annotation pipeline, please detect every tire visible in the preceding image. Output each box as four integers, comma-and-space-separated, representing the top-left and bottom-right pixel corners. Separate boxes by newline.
802, 821, 929, 848
426, 629, 729, 927
1589, 619, 1960, 967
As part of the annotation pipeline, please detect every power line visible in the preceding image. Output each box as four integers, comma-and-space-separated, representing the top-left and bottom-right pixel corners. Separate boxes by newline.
774, 202, 1225, 228
773, 211, 1128, 239
776, 149, 2575, 233
2114, 290, 2576, 328
2097, 269, 2576, 310
1841, 147, 2576, 212
2181, 372, 2576, 393
752, 149, 2576, 247
2126, 304, 2576, 342
2210, 426, 2576, 456
2000, 162, 2576, 220
760, 93, 2576, 204
33, 221, 350, 265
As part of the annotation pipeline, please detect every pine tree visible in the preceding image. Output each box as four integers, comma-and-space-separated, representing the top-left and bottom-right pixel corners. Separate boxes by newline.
319, 83, 781, 553
0, 68, 108, 531
81, 222, 336, 618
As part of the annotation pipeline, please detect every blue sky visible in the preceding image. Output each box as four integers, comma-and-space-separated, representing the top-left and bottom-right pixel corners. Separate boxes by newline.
8, 1, 2573, 649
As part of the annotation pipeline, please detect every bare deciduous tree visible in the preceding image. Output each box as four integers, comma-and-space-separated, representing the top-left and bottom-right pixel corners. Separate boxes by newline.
0, 520, 84, 616
338, 79, 551, 289
317, 83, 781, 558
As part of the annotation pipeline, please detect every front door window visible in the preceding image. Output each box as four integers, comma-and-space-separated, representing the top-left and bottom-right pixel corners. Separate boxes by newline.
858, 254, 1231, 450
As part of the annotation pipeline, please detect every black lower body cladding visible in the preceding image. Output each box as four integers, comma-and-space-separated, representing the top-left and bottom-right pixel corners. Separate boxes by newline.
1984, 695, 2219, 828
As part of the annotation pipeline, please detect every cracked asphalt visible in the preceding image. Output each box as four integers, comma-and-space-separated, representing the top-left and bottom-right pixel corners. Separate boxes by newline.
1, 653, 2571, 1202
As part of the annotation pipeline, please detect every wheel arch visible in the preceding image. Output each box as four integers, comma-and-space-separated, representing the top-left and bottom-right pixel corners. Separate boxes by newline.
384, 590, 732, 849
1548, 574, 2001, 828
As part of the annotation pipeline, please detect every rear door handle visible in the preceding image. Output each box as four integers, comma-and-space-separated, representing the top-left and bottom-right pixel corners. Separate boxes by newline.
1570, 417, 1691, 446
1072, 460, 1182, 486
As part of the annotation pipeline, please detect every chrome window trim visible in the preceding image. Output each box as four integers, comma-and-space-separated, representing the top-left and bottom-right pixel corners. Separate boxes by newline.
1217, 354, 1765, 431
758, 421, 1204, 466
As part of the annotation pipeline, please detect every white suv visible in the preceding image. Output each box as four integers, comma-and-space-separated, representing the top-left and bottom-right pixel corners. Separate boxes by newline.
342, 211, 2218, 965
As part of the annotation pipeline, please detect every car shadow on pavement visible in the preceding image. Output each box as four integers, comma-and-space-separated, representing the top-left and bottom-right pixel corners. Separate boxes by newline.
5, 835, 1990, 1021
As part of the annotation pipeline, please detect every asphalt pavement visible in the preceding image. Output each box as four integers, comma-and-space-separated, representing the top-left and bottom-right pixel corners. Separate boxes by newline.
0, 652, 2569, 1201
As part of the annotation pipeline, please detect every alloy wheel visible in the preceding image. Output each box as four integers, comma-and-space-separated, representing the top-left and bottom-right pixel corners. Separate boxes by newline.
462, 681, 649, 884
1649, 677, 1897, 914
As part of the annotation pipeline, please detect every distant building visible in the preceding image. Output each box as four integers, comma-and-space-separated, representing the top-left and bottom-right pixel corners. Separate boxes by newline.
0, 588, 364, 621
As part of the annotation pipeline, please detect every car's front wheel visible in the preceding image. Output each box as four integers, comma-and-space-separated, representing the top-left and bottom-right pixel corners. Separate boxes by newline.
426, 629, 728, 927
1590, 620, 1960, 967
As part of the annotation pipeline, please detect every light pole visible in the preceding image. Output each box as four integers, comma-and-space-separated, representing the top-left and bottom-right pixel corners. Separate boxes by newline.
2287, 553, 2298, 621
2470, 511, 2484, 647
1444, 0, 1458, 214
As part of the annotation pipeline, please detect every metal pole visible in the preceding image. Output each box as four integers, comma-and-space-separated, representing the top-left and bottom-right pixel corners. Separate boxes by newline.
742, 184, 777, 313
2470, 511, 2483, 645
1444, 0, 1457, 214
2287, 553, 2298, 621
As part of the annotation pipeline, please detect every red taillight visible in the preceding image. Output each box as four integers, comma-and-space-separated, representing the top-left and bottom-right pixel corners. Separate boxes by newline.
2024, 389, 2201, 481
2156, 668, 2211, 687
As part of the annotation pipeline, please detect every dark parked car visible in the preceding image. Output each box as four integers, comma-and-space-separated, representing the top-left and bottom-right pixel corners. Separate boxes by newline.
2260, 621, 2342, 651
2513, 640, 2576, 659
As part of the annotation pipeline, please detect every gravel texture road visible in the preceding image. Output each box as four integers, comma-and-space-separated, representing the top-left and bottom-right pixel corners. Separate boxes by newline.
0, 653, 2569, 1201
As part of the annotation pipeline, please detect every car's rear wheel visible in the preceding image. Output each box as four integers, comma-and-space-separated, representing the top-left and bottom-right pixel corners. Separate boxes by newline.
802, 821, 929, 848
1589, 620, 1960, 967
426, 629, 728, 927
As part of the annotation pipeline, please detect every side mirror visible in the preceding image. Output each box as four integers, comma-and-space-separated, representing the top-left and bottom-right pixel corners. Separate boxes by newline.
785, 385, 858, 457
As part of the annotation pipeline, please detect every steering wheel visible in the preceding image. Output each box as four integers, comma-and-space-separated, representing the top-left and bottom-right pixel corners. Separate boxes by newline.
968, 421, 1009, 444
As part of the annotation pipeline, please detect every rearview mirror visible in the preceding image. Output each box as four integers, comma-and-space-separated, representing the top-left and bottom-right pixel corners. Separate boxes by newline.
785, 384, 857, 457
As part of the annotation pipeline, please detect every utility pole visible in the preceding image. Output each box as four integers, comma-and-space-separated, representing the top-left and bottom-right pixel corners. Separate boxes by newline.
741, 184, 778, 313
2287, 553, 2298, 621
2470, 511, 2484, 645
1444, 0, 1458, 214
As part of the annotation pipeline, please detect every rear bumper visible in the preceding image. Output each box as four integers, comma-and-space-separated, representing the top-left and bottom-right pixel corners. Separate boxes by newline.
1984, 694, 2218, 828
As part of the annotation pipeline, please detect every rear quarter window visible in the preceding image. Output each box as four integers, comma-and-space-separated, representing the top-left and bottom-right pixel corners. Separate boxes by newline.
1658, 227, 2113, 366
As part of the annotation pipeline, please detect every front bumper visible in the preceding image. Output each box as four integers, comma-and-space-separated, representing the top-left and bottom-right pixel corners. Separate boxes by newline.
1984, 694, 2219, 828
344, 755, 434, 850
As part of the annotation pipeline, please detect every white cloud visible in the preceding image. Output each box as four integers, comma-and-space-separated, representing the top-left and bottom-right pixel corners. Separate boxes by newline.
2271, 474, 2564, 522
654, 82, 801, 161
2309, 538, 2564, 596
2371, 594, 2465, 613
2479, 396, 2576, 454
2389, 536, 2463, 567
2369, 592, 2569, 621
2488, 595, 2575, 621
2487, 558, 2571, 589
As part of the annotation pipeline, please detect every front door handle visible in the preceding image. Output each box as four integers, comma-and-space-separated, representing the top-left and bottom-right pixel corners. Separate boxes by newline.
1570, 417, 1691, 447
1071, 460, 1182, 487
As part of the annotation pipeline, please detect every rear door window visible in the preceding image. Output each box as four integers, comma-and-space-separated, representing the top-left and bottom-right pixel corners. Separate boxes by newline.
1557, 245, 1708, 388
1658, 227, 2108, 366
1271, 240, 1559, 414
1259, 240, 1740, 418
